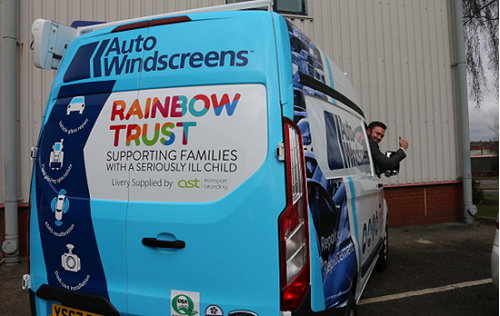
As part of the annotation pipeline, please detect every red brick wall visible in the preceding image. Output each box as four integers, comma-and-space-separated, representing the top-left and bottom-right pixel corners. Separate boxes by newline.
384, 182, 464, 227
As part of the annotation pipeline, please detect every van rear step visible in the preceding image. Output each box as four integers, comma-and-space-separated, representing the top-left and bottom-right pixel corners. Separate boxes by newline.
36, 284, 119, 316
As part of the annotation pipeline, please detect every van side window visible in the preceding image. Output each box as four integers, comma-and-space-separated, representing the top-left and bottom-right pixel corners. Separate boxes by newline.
303, 95, 371, 178
324, 111, 370, 174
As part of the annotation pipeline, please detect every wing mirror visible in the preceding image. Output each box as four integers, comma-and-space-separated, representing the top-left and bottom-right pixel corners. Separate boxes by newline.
384, 151, 400, 177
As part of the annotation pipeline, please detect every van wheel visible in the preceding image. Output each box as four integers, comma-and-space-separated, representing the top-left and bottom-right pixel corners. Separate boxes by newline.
375, 224, 388, 271
345, 292, 357, 316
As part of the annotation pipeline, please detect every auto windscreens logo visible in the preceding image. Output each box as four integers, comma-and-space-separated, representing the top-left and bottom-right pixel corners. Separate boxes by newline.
63, 35, 250, 83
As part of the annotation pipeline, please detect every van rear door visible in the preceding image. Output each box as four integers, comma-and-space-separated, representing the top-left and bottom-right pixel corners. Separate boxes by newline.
33, 21, 150, 315
86, 11, 289, 315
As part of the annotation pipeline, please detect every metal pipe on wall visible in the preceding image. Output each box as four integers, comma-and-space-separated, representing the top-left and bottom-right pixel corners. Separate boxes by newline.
2, 0, 20, 265
452, 0, 474, 224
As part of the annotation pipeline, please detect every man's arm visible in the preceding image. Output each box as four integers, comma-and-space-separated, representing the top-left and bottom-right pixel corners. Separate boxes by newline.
369, 138, 406, 171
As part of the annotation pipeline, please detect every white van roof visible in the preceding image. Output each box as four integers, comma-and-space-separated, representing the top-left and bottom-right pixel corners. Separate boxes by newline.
31, 0, 273, 70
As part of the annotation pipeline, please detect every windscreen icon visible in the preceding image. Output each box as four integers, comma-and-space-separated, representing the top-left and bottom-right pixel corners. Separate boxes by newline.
49, 139, 64, 170
67, 96, 85, 115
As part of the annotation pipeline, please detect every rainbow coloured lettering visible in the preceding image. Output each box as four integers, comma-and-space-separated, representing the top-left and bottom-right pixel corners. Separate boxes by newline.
109, 92, 241, 146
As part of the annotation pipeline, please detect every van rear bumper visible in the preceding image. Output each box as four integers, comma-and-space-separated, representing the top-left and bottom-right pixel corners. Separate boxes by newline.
34, 285, 348, 316
291, 289, 347, 316
35, 284, 119, 316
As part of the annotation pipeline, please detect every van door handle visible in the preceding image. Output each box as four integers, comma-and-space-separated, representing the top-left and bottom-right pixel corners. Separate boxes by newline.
142, 238, 186, 249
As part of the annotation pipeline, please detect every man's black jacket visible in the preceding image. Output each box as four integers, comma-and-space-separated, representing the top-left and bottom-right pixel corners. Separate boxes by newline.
368, 138, 406, 175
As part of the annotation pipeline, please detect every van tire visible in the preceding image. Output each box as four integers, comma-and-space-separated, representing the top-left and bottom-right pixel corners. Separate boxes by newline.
345, 292, 357, 316
375, 224, 388, 271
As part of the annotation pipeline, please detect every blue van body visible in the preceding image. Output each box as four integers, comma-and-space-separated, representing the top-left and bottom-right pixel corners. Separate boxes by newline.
28, 9, 387, 316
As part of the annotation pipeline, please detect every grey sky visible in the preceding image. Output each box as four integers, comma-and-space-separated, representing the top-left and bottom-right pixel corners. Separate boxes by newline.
468, 60, 499, 141
469, 91, 499, 141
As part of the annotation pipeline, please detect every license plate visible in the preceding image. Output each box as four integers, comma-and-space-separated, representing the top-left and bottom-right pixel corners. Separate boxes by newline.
50, 303, 103, 316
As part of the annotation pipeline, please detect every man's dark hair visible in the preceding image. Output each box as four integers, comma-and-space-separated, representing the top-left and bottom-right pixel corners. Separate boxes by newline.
368, 121, 387, 131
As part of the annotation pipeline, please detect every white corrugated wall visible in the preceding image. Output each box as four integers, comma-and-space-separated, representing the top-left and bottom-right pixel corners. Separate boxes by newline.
1, 0, 460, 204
0, 2, 4, 204
288, 0, 460, 186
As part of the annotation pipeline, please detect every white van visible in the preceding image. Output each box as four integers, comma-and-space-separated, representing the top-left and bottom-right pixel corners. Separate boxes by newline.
26, 2, 389, 316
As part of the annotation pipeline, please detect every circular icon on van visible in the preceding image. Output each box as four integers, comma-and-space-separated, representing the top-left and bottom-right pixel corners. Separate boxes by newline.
51, 189, 69, 226
205, 304, 223, 316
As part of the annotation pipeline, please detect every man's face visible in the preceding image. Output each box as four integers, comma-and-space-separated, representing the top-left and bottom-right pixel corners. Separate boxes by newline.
355, 131, 365, 144
368, 126, 385, 143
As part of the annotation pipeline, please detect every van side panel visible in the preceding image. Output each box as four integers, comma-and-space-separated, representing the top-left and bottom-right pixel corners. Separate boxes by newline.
289, 21, 384, 313
308, 213, 328, 311
346, 175, 385, 298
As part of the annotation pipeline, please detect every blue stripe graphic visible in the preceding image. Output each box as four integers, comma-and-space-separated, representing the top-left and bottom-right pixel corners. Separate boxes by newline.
323, 50, 335, 89
346, 177, 361, 295
35, 81, 115, 300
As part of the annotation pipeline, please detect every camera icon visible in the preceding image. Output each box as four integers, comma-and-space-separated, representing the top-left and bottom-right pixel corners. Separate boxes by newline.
61, 244, 81, 273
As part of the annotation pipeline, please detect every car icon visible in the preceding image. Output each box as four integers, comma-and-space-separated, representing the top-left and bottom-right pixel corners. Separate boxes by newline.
55, 194, 65, 221
67, 96, 85, 115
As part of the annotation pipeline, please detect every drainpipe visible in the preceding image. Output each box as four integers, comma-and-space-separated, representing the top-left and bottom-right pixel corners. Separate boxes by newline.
2, 0, 20, 265
452, 0, 475, 224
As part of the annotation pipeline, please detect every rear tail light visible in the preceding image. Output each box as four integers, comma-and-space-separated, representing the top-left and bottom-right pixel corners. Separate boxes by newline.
279, 118, 310, 311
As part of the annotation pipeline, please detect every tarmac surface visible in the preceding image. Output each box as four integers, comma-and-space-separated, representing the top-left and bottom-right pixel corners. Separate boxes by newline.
0, 257, 30, 315
479, 179, 499, 195
1, 220, 498, 315
358, 220, 499, 316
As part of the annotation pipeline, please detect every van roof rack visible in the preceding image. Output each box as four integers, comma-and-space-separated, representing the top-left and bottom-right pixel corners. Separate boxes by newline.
31, 0, 273, 70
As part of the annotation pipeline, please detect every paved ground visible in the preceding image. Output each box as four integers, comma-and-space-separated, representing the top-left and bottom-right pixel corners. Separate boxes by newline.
1, 220, 498, 315
0, 257, 30, 315
358, 220, 498, 315
479, 179, 499, 195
